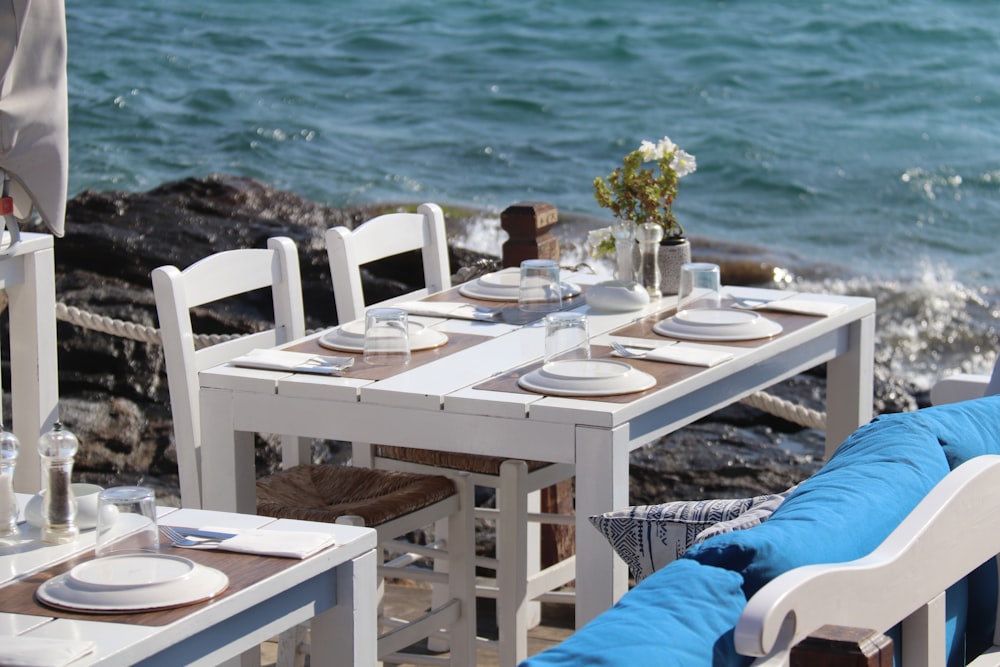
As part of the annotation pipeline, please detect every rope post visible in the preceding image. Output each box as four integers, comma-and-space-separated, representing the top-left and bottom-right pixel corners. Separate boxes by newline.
791, 625, 893, 667
500, 202, 560, 268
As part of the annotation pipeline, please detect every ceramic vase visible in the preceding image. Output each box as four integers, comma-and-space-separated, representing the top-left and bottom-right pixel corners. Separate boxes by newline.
658, 237, 692, 295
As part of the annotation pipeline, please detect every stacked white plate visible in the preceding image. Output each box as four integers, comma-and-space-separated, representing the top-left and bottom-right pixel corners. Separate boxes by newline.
518, 359, 656, 397
37, 554, 229, 612
653, 308, 783, 341
318, 318, 448, 352
459, 267, 582, 302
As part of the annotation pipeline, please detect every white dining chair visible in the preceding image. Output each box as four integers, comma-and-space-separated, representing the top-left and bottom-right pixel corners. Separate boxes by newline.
151, 236, 477, 666
326, 204, 578, 665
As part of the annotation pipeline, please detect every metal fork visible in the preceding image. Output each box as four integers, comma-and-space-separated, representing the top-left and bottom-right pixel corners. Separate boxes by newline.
161, 525, 226, 547
610, 341, 650, 359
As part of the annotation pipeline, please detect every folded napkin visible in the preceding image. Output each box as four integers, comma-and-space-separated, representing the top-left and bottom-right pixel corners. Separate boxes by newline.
396, 300, 496, 321
230, 349, 353, 375
191, 527, 337, 559
754, 297, 847, 317
615, 345, 733, 367
0, 636, 96, 667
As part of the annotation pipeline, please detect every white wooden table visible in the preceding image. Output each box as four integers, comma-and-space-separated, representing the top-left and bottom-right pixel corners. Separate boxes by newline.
0, 498, 378, 666
0, 232, 60, 493
199, 279, 875, 628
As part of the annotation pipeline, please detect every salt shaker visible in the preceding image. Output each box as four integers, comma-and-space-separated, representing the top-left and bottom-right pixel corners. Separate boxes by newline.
0, 424, 19, 537
38, 422, 79, 544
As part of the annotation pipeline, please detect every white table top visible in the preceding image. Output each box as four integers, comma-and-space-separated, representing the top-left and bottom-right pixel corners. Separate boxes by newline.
1, 495, 377, 665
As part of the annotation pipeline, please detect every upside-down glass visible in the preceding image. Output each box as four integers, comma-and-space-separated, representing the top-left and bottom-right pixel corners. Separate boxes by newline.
363, 307, 411, 365
96, 486, 159, 557
544, 312, 591, 364
678, 262, 722, 313
518, 259, 562, 313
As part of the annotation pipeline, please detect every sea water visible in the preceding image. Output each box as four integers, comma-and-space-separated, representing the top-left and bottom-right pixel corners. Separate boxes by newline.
65, 0, 1000, 390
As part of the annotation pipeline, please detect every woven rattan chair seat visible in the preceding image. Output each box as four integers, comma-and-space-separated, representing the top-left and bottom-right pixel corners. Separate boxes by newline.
256, 464, 456, 527
375, 446, 553, 476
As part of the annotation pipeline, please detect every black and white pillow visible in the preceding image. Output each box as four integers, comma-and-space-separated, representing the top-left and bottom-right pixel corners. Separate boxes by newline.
588, 489, 793, 582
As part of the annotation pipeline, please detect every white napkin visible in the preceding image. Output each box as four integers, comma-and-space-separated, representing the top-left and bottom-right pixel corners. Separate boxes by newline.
615, 345, 733, 367
754, 297, 847, 317
197, 528, 337, 559
0, 636, 96, 667
230, 349, 353, 375
396, 301, 493, 321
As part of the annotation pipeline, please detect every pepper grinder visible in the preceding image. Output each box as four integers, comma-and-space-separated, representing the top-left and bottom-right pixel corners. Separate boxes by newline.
0, 424, 19, 537
38, 422, 79, 544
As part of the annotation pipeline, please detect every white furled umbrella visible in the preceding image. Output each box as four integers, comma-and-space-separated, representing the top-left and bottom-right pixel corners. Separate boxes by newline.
0, 0, 69, 251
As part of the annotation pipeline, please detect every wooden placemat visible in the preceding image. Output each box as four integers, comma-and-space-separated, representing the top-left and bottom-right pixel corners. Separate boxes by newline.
287, 330, 489, 381
423, 283, 591, 325
474, 310, 827, 403
0, 535, 320, 626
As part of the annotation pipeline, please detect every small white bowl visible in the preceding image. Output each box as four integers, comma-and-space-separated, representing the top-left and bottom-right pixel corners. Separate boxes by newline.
24, 482, 104, 530
585, 280, 650, 312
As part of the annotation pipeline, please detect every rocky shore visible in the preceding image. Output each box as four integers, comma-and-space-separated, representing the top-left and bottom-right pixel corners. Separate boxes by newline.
3, 175, 921, 508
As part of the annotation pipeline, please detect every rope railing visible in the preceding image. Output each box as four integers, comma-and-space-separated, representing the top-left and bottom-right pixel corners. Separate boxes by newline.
53, 301, 827, 430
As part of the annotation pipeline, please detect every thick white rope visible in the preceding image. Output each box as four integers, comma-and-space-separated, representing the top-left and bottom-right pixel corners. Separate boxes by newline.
53, 301, 827, 429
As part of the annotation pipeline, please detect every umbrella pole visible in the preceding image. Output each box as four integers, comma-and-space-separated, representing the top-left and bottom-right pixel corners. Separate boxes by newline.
1, 172, 23, 257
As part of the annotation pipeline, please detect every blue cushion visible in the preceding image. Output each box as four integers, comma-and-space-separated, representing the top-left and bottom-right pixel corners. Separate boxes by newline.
520, 559, 750, 667
685, 410, 952, 596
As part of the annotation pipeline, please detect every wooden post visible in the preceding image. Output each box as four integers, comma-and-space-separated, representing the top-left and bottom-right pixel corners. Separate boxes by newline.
791, 625, 893, 667
499, 202, 575, 571
501, 202, 560, 266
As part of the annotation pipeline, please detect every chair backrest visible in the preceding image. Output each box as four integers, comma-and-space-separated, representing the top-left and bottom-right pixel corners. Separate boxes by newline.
151, 237, 306, 508
325, 202, 450, 323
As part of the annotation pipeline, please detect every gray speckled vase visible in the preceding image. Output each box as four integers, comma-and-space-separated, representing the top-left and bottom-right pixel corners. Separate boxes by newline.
658, 238, 691, 295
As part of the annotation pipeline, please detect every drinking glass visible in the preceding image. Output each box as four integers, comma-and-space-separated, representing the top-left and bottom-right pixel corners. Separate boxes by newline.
363, 307, 411, 365
95, 486, 159, 557
678, 263, 721, 312
543, 312, 591, 364
518, 259, 562, 313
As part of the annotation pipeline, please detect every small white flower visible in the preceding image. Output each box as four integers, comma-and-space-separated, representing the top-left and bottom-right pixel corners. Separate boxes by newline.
637, 140, 659, 161
655, 136, 677, 158
587, 227, 612, 248
671, 149, 697, 178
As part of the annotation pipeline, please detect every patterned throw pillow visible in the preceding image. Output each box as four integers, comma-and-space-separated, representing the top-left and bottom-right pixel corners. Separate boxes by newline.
589, 490, 792, 582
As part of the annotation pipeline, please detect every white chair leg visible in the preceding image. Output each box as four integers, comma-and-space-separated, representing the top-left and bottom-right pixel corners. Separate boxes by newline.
525, 486, 542, 629
281, 435, 312, 468
447, 472, 477, 666
499, 460, 530, 667
426, 515, 452, 653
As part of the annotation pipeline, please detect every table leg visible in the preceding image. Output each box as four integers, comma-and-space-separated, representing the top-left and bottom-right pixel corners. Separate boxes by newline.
573, 423, 631, 628
7, 243, 59, 493
824, 313, 875, 458
312, 548, 378, 666
200, 387, 257, 513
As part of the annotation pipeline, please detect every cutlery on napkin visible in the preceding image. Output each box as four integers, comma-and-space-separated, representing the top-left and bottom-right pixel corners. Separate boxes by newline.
613, 344, 733, 367
230, 349, 355, 375
168, 527, 337, 559
730, 293, 846, 317
396, 301, 500, 321
0, 636, 96, 667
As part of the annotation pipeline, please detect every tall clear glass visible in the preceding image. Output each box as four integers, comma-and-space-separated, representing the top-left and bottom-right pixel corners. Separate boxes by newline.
611, 221, 636, 284
636, 222, 664, 299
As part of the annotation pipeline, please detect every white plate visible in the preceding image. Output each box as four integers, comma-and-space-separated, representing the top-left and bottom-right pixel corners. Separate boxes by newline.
37, 561, 228, 612
518, 359, 656, 396
674, 308, 760, 327
653, 314, 783, 341
318, 322, 448, 352
70, 554, 196, 588
477, 268, 522, 288
459, 280, 582, 302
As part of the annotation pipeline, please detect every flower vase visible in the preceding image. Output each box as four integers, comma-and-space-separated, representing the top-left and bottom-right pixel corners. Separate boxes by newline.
658, 237, 692, 296
611, 221, 636, 283
636, 222, 664, 299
